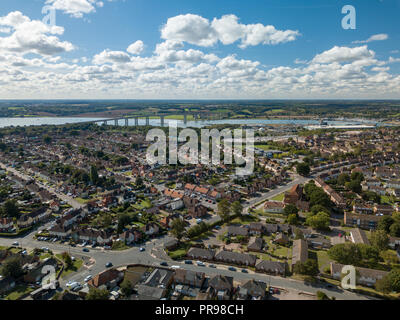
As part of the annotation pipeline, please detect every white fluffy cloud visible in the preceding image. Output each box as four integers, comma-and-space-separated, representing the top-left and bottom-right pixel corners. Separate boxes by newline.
161, 14, 300, 48
45, 0, 104, 18
353, 33, 389, 44
312, 46, 375, 64
0, 11, 74, 56
127, 40, 144, 55
93, 49, 131, 64
1, 11, 399, 99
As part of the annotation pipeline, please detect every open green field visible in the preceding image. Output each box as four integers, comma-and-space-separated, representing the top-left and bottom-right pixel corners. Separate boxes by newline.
270, 193, 285, 201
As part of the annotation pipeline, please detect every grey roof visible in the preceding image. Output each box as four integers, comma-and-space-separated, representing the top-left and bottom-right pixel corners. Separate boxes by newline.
144, 268, 174, 287
240, 279, 267, 296
255, 260, 287, 274
208, 275, 233, 291
187, 247, 215, 260
292, 239, 308, 265
137, 285, 166, 300
247, 237, 263, 251
350, 228, 370, 245
227, 226, 249, 236
214, 250, 257, 266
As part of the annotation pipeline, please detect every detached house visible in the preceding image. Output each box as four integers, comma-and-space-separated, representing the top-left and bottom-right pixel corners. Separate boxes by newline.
0, 217, 14, 233
142, 223, 160, 237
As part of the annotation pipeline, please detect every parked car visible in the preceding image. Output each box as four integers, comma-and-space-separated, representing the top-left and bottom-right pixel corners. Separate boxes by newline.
208, 264, 216, 268
71, 284, 83, 292
228, 267, 236, 271
82, 248, 89, 252
196, 261, 205, 267
184, 260, 192, 264
171, 265, 181, 269
241, 269, 248, 273
84, 275, 93, 282
105, 262, 113, 268
160, 261, 168, 266
66, 281, 79, 288
139, 247, 145, 252
12, 241, 19, 246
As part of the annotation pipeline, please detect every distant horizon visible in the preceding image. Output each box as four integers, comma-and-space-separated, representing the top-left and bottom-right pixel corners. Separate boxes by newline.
1, 99, 400, 102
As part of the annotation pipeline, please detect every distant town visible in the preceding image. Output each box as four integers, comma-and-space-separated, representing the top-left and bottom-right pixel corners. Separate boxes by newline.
1, 113, 400, 301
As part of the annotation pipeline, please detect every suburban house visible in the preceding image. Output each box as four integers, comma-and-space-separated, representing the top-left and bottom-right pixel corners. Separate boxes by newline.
255, 260, 287, 276
292, 239, 308, 268
247, 237, 264, 252
186, 247, 215, 261
330, 263, 388, 287
0, 217, 14, 233
264, 201, 285, 214
214, 250, 257, 267
227, 226, 249, 237
207, 275, 234, 300
238, 280, 267, 300
249, 222, 265, 235
88, 269, 124, 289
173, 269, 205, 288
344, 211, 381, 230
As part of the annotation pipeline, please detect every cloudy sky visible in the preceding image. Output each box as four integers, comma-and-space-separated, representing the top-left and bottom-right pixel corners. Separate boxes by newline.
0, 0, 399, 99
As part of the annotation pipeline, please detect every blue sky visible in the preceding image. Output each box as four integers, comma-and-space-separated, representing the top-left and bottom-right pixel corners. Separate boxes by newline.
0, 0, 399, 99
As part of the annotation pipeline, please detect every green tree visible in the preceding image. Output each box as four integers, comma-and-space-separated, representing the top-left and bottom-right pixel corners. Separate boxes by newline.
120, 279, 132, 297
296, 162, 310, 176
170, 218, 186, 241
89, 165, 99, 185
293, 259, 319, 276
309, 190, 332, 209
328, 243, 362, 266
1, 199, 19, 218
357, 244, 380, 264
380, 250, 399, 266
389, 222, 400, 237
117, 213, 131, 234
337, 173, 351, 186
306, 211, 330, 230
1, 256, 23, 278
61, 252, 74, 269
217, 199, 230, 221
351, 171, 364, 182
378, 216, 394, 233
287, 214, 299, 225
376, 269, 400, 293
284, 204, 299, 216
310, 204, 330, 216
231, 201, 243, 217
86, 287, 110, 300
370, 230, 389, 251
345, 180, 362, 193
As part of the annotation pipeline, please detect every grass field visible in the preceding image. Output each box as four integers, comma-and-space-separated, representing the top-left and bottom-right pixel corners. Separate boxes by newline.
4, 285, 33, 300
270, 193, 285, 201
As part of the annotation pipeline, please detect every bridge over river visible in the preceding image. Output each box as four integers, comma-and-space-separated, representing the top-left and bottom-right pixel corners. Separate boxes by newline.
80, 112, 226, 127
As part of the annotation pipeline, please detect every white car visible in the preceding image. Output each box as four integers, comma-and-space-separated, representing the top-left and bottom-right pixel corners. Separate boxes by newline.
66, 281, 79, 288
84, 275, 93, 282
171, 265, 181, 269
